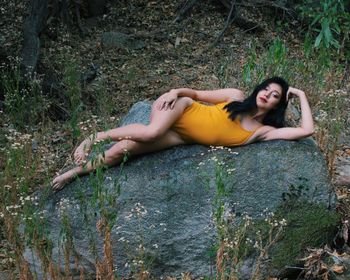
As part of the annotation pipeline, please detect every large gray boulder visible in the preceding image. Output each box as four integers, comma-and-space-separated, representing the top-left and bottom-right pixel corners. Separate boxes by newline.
24, 102, 336, 279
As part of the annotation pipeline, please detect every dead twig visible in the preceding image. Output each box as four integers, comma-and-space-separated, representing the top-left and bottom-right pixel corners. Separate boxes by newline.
211, 0, 237, 47
174, 0, 199, 23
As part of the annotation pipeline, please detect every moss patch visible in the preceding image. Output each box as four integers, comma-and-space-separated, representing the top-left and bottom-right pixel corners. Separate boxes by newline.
270, 200, 340, 269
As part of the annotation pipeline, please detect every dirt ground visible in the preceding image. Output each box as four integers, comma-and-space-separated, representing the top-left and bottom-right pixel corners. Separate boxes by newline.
1, 0, 350, 277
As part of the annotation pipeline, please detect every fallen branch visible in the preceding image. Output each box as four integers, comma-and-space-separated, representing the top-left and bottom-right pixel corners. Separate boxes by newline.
212, 0, 263, 46
174, 0, 200, 23
211, 0, 237, 47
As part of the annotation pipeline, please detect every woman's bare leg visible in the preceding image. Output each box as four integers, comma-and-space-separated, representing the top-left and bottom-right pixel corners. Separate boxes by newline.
52, 130, 185, 190
73, 97, 193, 164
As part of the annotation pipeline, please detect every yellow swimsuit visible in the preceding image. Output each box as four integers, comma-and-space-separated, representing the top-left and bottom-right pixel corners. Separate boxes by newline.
172, 102, 256, 146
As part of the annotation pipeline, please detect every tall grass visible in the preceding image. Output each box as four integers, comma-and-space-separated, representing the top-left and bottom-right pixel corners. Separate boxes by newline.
208, 158, 288, 280
0, 128, 49, 278
1, 57, 48, 128
61, 54, 83, 144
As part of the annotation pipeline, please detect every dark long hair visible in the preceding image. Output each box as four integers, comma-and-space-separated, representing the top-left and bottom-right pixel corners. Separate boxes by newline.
224, 77, 289, 128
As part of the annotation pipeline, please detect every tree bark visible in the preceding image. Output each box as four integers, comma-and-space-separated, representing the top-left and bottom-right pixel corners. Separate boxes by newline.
87, 0, 107, 17
21, 0, 49, 76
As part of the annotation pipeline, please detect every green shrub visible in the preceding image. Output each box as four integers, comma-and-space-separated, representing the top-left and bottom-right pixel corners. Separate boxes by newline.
298, 0, 350, 67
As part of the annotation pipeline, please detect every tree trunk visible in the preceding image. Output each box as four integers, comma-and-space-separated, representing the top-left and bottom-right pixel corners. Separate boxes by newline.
21, 0, 49, 76
87, 0, 107, 17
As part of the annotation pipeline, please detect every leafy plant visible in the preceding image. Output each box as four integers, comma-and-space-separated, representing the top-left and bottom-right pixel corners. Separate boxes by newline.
242, 38, 291, 87
298, 0, 350, 69
299, 0, 350, 50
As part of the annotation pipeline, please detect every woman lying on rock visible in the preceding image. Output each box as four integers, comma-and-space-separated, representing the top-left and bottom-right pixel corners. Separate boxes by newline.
52, 76, 314, 190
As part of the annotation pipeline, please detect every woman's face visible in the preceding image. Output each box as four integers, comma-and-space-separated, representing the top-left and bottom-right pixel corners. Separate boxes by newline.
256, 83, 283, 111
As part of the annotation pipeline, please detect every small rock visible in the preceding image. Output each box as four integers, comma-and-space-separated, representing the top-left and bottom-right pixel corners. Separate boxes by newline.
336, 175, 350, 186
80, 63, 99, 87
335, 157, 350, 186
0, 34, 5, 45
101, 32, 145, 50
31, 139, 38, 152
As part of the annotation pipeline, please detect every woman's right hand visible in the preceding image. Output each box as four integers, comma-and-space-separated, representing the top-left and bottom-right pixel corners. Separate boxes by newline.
155, 89, 179, 110
287, 87, 305, 100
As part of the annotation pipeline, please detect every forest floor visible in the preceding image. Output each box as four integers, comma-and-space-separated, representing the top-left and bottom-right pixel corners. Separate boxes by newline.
0, 0, 350, 278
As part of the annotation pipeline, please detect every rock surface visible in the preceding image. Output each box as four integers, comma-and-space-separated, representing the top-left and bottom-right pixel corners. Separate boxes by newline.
335, 156, 350, 186
24, 102, 335, 279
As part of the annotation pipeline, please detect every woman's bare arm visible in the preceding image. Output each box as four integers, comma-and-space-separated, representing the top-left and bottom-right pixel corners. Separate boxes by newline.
259, 87, 314, 141
154, 88, 244, 110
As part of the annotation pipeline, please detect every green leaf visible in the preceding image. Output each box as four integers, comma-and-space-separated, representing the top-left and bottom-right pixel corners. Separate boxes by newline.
331, 39, 340, 49
321, 18, 330, 31
314, 32, 323, 48
311, 14, 321, 26
332, 22, 340, 34
322, 19, 332, 46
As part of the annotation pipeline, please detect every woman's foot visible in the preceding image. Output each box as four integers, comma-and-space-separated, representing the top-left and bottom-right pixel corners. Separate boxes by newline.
73, 140, 92, 165
52, 170, 77, 191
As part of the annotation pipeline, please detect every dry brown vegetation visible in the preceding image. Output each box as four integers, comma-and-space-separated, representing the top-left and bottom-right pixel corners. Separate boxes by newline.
0, 0, 350, 279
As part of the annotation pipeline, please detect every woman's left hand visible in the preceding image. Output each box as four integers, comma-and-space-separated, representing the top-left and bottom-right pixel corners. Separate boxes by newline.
155, 89, 179, 110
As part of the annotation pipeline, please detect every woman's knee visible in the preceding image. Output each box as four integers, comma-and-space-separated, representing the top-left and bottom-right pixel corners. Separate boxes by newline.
178, 96, 193, 105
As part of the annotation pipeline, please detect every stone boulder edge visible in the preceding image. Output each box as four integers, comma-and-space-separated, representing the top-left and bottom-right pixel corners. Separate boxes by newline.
24, 101, 336, 279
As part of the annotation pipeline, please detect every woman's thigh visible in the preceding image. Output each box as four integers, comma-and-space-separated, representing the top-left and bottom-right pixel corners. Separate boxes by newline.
149, 97, 193, 131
